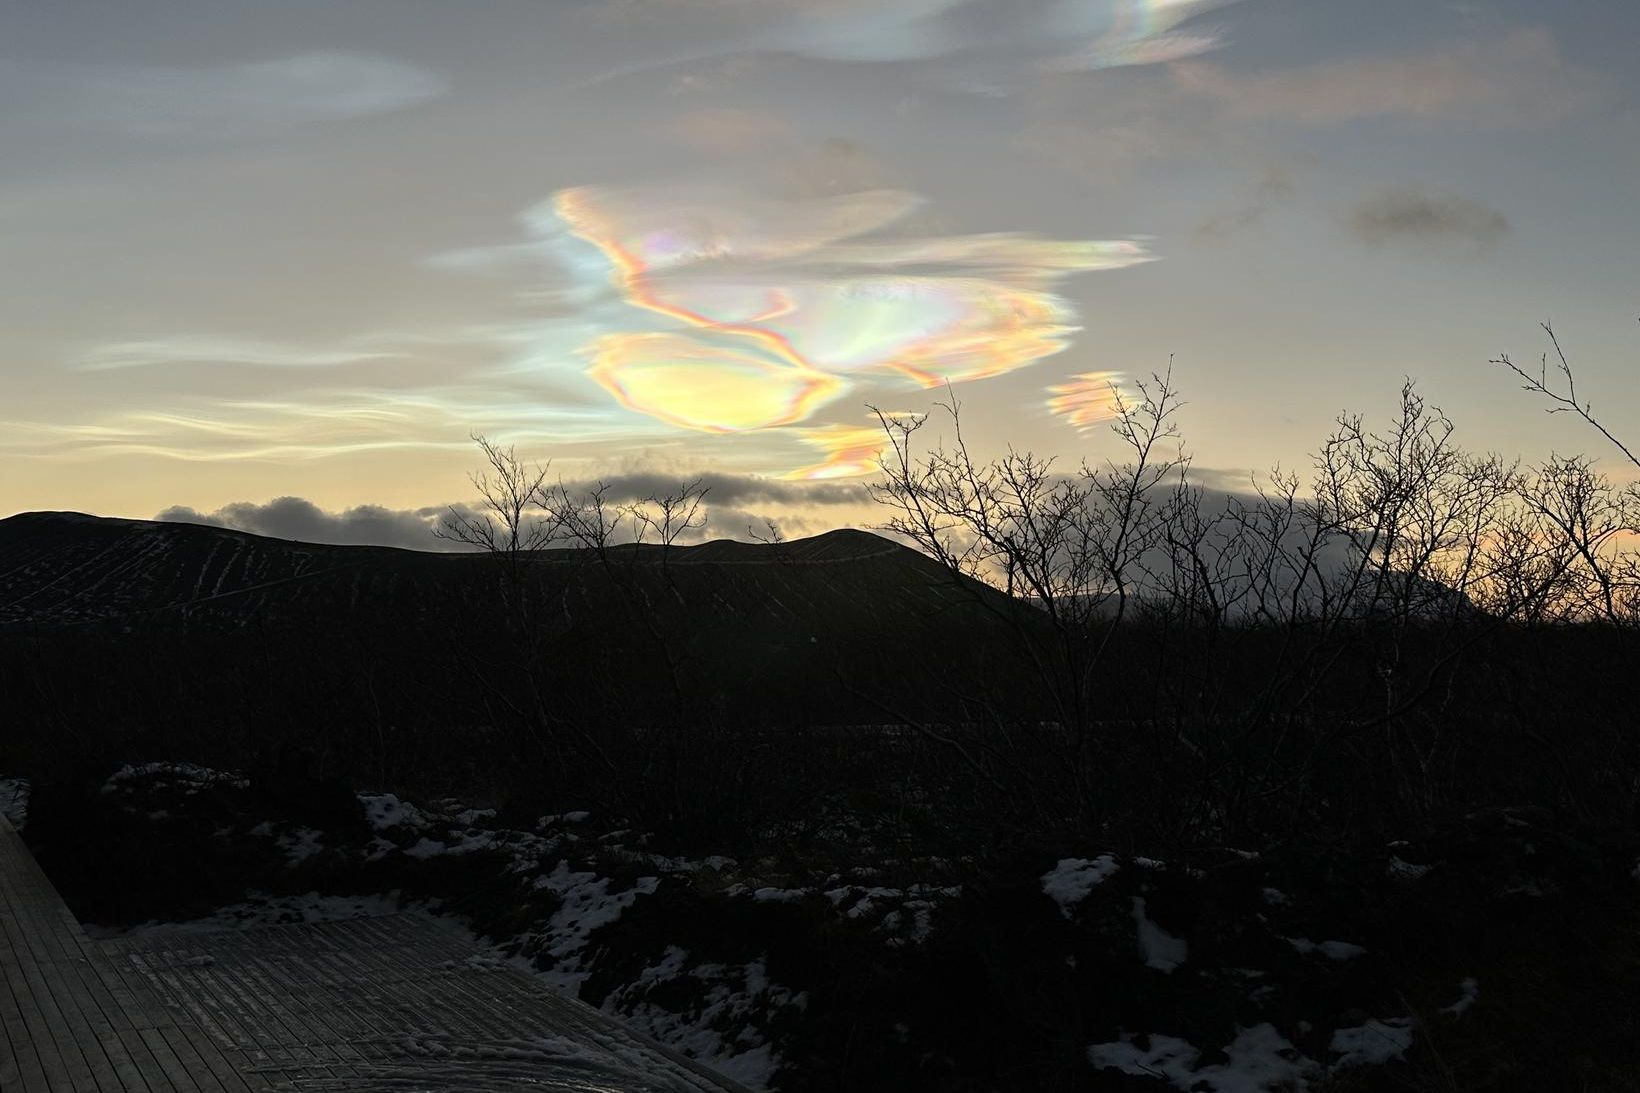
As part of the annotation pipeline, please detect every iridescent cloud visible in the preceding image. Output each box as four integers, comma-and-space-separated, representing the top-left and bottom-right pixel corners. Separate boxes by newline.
555, 185, 1151, 449
783, 421, 897, 481
1047, 0, 1237, 70
608, 0, 1242, 86
1047, 371, 1126, 429
586, 332, 845, 433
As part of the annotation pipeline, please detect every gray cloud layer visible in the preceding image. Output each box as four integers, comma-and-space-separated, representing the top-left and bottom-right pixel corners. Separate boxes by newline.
157, 497, 456, 551
1349, 188, 1511, 250
154, 474, 868, 550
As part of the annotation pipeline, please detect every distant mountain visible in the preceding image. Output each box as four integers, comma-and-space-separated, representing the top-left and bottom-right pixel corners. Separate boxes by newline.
0, 512, 1041, 734
0, 511, 1004, 633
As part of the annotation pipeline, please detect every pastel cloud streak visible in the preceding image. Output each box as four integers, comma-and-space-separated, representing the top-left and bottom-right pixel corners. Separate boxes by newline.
77, 336, 400, 372
1047, 371, 1126, 430
554, 185, 1151, 449
1, 387, 620, 463
783, 420, 909, 481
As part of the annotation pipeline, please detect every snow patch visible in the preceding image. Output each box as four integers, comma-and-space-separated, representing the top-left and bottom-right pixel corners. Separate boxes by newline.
359, 793, 428, 832
603, 946, 804, 1091
1285, 937, 1367, 961
1440, 977, 1479, 1018
1329, 1018, 1414, 1068
530, 862, 660, 989
1387, 856, 1432, 880
1041, 855, 1119, 918
276, 827, 325, 866
1, 777, 30, 829
1089, 1023, 1314, 1092
1133, 897, 1188, 972
102, 762, 247, 794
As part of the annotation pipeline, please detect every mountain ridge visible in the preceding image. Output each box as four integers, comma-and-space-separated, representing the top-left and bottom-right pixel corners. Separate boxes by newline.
0, 509, 994, 631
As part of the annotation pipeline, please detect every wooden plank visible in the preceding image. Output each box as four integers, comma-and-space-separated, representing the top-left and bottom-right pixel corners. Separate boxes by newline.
12, 878, 146, 1093
0, 858, 100, 1091
0, 814, 249, 1093
9, 806, 750, 1092
108, 912, 751, 1091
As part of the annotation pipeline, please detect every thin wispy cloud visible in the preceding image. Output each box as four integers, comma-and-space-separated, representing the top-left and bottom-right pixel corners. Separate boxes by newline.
6, 51, 446, 135
1350, 188, 1511, 251
78, 336, 399, 372
1172, 28, 1604, 126
593, 0, 1244, 92
1193, 167, 1297, 241
1, 387, 638, 463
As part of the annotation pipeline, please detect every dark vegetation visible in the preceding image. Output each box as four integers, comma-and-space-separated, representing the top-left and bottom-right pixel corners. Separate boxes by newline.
4, 325, 1639, 1090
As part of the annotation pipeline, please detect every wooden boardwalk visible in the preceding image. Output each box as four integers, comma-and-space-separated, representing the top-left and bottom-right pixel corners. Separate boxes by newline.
2, 815, 747, 1092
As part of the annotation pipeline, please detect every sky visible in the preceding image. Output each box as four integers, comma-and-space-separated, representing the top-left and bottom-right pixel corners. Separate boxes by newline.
3, 0, 1637, 546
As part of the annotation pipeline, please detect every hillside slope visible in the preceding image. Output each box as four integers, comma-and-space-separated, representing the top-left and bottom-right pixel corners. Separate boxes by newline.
0, 512, 1037, 739
0, 511, 997, 630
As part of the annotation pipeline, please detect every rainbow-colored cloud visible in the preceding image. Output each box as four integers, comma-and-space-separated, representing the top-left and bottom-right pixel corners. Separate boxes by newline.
556, 185, 1151, 462
1047, 370, 1127, 430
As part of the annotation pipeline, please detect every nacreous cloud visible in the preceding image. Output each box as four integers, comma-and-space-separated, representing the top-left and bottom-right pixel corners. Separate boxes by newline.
607, 0, 1241, 88
13, 52, 447, 135
783, 421, 897, 481
553, 185, 1151, 450
1047, 371, 1126, 429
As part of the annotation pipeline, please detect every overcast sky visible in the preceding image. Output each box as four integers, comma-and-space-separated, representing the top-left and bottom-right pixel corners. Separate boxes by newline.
3, 0, 1637, 543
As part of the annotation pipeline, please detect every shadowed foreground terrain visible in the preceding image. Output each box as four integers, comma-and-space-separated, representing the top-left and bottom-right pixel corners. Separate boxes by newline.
3, 510, 1639, 1090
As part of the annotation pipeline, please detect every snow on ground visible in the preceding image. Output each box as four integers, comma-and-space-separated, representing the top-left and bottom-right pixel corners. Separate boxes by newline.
1041, 855, 1119, 917
276, 827, 326, 865
1440, 977, 1480, 1018
1088, 1023, 1314, 1093
61, 765, 1444, 1092
1387, 856, 1433, 881
1285, 937, 1367, 961
1090, 1014, 1421, 1092
360, 792, 429, 832
102, 762, 247, 793
530, 861, 661, 990
1329, 1018, 1414, 1068
85, 779, 804, 1086
0, 776, 28, 828
1132, 896, 1189, 973
818, 883, 958, 947
604, 946, 807, 1089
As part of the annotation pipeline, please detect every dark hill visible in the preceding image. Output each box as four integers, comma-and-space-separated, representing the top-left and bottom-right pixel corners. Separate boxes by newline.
0, 514, 1040, 776
0, 511, 1001, 635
